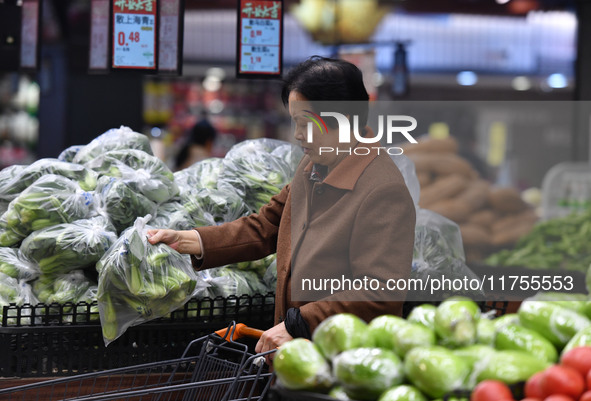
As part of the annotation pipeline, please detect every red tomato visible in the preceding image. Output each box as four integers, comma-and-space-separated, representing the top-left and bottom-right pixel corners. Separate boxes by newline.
560, 347, 591, 378
525, 371, 547, 399
542, 396, 575, 401
471, 380, 514, 401
541, 365, 584, 399
587, 370, 591, 390
580, 391, 591, 401
520, 398, 542, 401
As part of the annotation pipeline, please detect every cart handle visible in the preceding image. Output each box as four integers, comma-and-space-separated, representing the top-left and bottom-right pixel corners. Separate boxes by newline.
215, 323, 264, 341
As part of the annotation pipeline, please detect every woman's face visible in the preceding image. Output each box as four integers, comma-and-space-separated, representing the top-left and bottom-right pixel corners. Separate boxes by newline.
289, 91, 351, 169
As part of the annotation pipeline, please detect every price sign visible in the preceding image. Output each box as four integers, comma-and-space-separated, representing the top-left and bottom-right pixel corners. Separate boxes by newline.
112, 0, 157, 70
89, 0, 109, 71
158, 0, 183, 74
20, 0, 40, 70
236, 0, 283, 78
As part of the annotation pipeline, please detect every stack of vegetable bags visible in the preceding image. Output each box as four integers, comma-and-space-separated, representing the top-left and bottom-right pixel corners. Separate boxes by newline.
0, 126, 300, 343
272, 293, 591, 401
97, 216, 201, 345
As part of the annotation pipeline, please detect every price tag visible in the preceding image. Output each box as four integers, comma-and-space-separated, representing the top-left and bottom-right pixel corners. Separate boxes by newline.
158, 0, 182, 74
89, 0, 109, 71
237, 0, 283, 78
112, 0, 157, 70
20, 0, 40, 70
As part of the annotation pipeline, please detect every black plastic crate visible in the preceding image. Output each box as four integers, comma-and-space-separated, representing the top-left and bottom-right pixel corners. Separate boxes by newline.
0, 293, 275, 377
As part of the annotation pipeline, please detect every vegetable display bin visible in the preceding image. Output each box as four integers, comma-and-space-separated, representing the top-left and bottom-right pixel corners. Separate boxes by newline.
0, 293, 275, 377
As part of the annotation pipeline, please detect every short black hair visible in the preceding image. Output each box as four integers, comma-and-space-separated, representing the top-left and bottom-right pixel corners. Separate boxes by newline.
190, 119, 217, 146
281, 56, 370, 127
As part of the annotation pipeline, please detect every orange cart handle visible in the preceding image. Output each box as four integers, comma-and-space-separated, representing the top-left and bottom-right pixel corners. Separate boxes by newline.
215, 323, 265, 341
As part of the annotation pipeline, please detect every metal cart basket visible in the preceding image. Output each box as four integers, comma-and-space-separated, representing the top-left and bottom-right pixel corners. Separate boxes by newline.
0, 322, 274, 401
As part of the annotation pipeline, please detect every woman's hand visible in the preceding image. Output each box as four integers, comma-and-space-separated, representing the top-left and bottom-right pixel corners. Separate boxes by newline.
146, 229, 202, 256
255, 322, 293, 365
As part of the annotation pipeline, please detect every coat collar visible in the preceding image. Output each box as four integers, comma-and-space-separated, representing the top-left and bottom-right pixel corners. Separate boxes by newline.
302, 130, 379, 191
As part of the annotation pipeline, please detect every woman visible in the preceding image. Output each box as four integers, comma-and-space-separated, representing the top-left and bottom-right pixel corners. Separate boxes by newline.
147, 56, 416, 358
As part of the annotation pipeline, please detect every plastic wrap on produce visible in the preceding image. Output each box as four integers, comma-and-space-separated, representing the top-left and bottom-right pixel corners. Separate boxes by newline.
262, 257, 277, 292
0, 272, 38, 324
97, 215, 203, 345
273, 338, 333, 391
197, 266, 267, 298
57, 145, 84, 163
0, 175, 97, 247
222, 138, 302, 212
32, 269, 95, 306
20, 216, 118, 276
95, 176, 157, 233
150, 201, 196, 231
0, 247, 40, 281
390, 153, 420, 208
333, 347, 404, 400
410, 208, 483, 300
174, 157, 225, 195
0, 164, 26, 215
73, 126, 153, 164
85, 149, 178, 204
75, 284, 100, 322
0, 160, 98, 215
180, 186, 248, 227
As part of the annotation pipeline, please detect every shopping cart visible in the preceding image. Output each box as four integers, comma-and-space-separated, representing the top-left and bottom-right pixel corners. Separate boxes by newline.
0, 321, 274, 401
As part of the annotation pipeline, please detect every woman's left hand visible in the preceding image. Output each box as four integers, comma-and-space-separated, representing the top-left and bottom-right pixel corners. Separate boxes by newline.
255, 322, 293, 365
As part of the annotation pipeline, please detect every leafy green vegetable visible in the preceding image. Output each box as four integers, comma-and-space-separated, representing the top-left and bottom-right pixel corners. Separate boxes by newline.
85, 149, 178, 204
151, 201, 196, 231
0, 164, 26, 215
174, 157, 224, 195
73, 126, 153, 165
97, 216, 200, 345
57, 145, 84, 163
0, 272, 38, 324
0, 247, 39, 281
0, 175, 96, 246
486, 207, 591, 272
20, 216, 117, 275
333, 347, 404, 401
95, 176, 156, 233
221, 139, 302, 213
181, 187, 248, 227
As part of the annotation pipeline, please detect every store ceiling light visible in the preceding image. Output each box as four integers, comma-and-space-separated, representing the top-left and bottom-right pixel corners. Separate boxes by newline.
547, 73, 568, 89
457, 71, 478, 86
151, 127, 162, 138
206, 67, 226, 80
496, 0, 511, 4
512, 76, 531, 91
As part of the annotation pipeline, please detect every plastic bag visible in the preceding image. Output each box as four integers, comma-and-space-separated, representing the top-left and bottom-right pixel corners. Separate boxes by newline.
200, 266, 267, 298
150, 201, 196, 231
222, 139, 302, 212
97, 216, 202, 345
0, 272, 38, 325
57, 145, 84, 163
74, 285, 100, 322
20, 216, 118, 275
0, 174, 96, 247
411, 208, 483, 301
262, 258, 278, 293
73, 126, 154, 165
85, 149, 179, 204
180, 186, 248, 227
0, 159, 98, 204
0, 164, 26, 215
0, 247, 40, 281
32, 269, 95, 305
95, 176, 157, 233
174, 157, 225, 195
390, 153, 420, 208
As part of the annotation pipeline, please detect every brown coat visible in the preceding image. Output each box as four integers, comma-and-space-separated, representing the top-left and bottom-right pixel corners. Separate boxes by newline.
193, 148, 416, 333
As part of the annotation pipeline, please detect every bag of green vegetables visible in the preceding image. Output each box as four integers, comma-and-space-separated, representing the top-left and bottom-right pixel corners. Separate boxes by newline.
0, 247, 40, 281
20, 216, 118, 275
0, 174, 96, 247
97, 215, 202, 345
